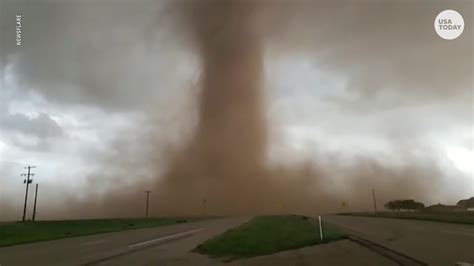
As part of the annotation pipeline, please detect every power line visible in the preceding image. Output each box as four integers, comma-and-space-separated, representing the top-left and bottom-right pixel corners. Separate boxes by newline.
21, 165, 36, 222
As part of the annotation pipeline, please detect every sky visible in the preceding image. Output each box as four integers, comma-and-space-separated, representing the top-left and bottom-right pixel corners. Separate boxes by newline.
0, 0, 472, 220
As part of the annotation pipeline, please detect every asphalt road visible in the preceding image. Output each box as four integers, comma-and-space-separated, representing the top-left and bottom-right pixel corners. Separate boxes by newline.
0, 217, 249, 266
2, 215, 473, 266
324, 215, 474, 266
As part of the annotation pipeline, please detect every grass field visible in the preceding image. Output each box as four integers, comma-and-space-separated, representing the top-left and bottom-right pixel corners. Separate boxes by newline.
339, 211, 474, 225
0, 217, 200, 247
196, 215, 345, 259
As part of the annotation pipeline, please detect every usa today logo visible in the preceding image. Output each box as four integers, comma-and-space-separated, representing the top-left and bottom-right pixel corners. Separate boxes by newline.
435, 10, 464, 40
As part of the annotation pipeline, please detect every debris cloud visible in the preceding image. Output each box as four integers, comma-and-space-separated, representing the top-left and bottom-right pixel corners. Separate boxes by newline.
1, 0, 472, 220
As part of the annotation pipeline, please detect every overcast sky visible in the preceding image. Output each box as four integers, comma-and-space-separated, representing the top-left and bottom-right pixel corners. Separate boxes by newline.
0, 0, 472, 220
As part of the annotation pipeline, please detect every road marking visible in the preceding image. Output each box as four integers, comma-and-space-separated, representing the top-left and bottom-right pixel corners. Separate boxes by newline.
82, 228, 205, 265
128, 228, 204, 249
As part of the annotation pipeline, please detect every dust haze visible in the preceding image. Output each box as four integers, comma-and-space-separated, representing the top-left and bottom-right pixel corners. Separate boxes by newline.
0, 0, 472, 219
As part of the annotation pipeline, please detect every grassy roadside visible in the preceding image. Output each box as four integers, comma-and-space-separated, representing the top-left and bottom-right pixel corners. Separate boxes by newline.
338, 211, 474, 225
196, 215, 345, 259
0, 217, 203, 247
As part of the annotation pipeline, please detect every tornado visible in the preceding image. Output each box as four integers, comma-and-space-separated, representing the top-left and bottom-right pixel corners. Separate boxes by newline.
155, 0, 269, 215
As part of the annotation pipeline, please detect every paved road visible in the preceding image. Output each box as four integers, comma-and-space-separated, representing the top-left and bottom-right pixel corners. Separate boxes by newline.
324, 215, 474, 266
0, 215, 400, 266
3, 215, 472, 266
0, 217, 249, 266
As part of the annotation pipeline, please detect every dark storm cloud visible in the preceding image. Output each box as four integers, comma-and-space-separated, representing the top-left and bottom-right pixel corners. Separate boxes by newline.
2, 0, 471, 113
264, 0, 472, 108
1, 0, 192, 111
1, 112, 63, 138
0, 0, 472, 219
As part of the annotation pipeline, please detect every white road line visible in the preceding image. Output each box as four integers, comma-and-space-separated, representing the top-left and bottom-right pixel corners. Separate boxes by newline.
128, 228, 204, 249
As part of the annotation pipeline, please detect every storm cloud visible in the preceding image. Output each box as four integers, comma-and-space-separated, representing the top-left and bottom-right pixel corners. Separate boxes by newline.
0, 0, 472, 220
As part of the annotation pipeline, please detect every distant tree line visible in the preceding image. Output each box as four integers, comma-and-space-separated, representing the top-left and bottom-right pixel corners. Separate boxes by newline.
384, 197, 474, 212
457, 197, 474, 208
384, 199, 425, 211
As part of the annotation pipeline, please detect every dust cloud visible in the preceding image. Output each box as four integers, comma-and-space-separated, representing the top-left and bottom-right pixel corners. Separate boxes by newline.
145, 0, 463, 217
1, 0, 471, 220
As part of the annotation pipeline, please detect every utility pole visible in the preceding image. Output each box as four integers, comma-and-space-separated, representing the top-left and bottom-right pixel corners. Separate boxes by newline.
203, 198, 207, 217
32, 183, 39, 221
21, 165, 35, 222
372, 188, 377, 213
318, 214, 324, 241
145, 190, 151, 218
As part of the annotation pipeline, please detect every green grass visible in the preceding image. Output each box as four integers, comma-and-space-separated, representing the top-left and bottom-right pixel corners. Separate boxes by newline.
0, 217, 201, 247
196, 215, 345, 259
339, 211, 474, 225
